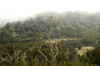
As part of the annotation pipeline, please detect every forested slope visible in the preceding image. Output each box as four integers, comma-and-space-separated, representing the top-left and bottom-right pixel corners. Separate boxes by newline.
0, 12, 100, 46
0, 12, 100, 66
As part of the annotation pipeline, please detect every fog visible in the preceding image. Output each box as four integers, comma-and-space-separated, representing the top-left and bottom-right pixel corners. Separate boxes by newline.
0, 0, 100, 27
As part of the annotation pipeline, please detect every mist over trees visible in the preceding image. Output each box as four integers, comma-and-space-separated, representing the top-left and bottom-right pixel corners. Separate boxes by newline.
0, 12, 100, 45
0, 11, 100, 66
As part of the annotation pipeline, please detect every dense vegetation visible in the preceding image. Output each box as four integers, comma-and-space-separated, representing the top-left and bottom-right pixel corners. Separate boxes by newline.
0, 12, 100, 45
0, 12, 100, 66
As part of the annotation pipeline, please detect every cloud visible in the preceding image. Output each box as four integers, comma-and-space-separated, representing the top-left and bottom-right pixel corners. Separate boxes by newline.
0, 0, 100, 27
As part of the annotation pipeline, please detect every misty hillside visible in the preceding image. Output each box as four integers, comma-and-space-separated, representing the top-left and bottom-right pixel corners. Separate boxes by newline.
0, 12, 100, 45
1, 12, 100, 66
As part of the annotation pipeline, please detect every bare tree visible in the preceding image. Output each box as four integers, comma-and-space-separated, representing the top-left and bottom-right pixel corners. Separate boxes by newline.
0, 51, 13, 66
0, 46, 27, 66
30, 30, 60, 66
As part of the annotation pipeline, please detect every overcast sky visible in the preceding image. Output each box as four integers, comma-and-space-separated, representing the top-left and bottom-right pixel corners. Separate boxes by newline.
0, 0, 100, 27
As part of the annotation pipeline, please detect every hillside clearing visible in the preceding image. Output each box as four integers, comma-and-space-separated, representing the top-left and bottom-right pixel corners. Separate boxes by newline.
45, 38, 78, 43
76, 46, 94, 55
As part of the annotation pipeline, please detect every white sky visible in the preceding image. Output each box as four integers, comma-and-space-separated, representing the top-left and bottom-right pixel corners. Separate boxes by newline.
0, 0, 100, 27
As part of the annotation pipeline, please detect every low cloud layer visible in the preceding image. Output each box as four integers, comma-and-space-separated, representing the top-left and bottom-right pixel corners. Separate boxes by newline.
0, 0, 100, 27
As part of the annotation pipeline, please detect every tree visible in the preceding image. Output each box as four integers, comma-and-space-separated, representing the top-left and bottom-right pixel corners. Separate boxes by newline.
0, 46, 27, 66
9, 26, 14, 33
30, 32, 60, 66
81, 35, 96, 46
97, 40, 100, 46
71, 40, 80, 48
86, 46, 100, 64
0, 29, 11, 43
78, 44, 82, 50
68, 51, 77, 62
5, 22, 11, 29
68, 46, 75, 52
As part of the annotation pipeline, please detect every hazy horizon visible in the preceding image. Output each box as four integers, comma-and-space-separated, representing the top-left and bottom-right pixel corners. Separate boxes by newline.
0, 0, 100, 27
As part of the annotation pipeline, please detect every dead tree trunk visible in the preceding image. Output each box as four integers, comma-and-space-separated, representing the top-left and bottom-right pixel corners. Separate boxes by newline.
29, 28, 60, 66
31, 34, 59, 66
0, 46, 27, 66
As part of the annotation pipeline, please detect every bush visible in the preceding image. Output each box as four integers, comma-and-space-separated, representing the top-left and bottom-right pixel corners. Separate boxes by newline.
86, 46, 100, 64
78, 44, 82, 50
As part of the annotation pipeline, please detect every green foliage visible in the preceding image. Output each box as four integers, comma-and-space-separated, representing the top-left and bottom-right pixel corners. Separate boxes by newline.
14, 59, 19, 66
40, 60, 44, 66
44, 59, 48, 66
73, 61, 83, 66
19, 60, 27, 66
30, 58, 34, 66
68, 51, 77, 62
27, 62, 30, 66
97, 40, 100, 45
40, 59, 48, 66
68, 46, 75, 52
86, 46, 100, 65
64, 61, 74, 66
78, 44, 82, 50
1, 12, 100, 66
86, 63, 89, 66
58, 61, 100, 66
1, 12, 100, 45
34, 56, 39, 66
58, 62, 64, 66
0, 63, 7, 66
71, 40, 81, 48
79, 55, 90, 64
0, 46, 100, 66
